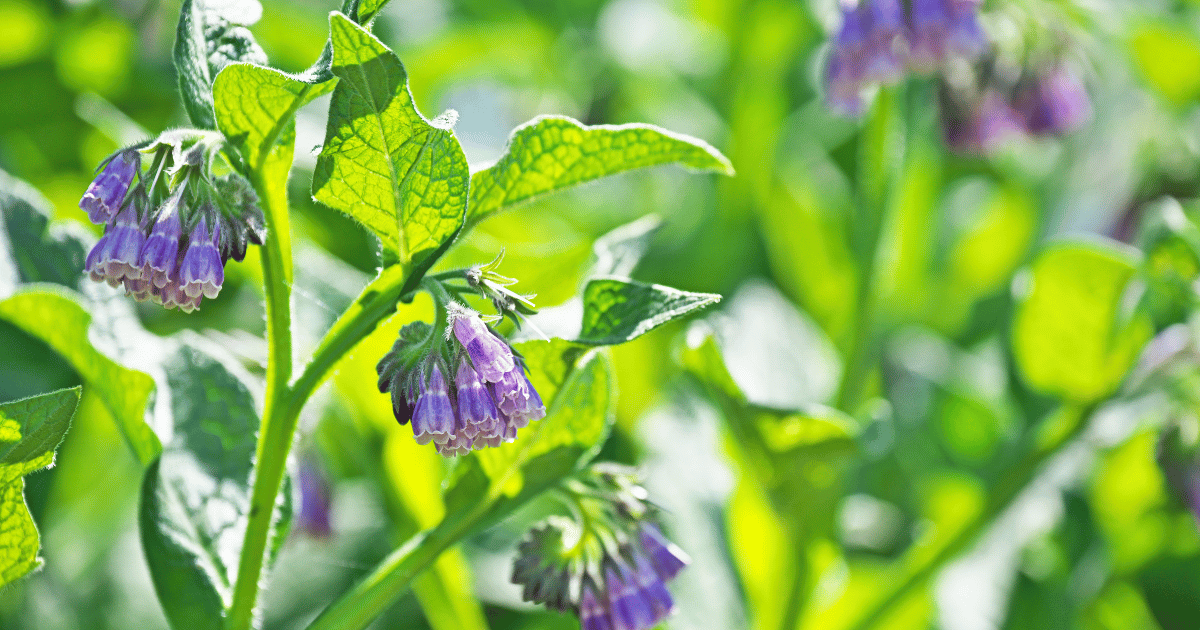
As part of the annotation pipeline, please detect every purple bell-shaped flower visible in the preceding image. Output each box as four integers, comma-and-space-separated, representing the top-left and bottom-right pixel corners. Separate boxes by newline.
80, 150, 139, 225
179, 216, 225, 301
86, 201, 147, 287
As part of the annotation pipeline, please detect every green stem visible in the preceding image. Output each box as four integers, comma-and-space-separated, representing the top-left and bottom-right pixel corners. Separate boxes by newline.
227, 167, 295, 630
844, 405, 1096, 630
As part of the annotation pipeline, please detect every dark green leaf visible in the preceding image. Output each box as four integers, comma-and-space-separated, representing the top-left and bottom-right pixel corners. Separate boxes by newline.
0, 289, 159, 466
1012, 241, 1153, 403
466, 116, 734, 227
577, 278, 721, 346
312, 13, 469, 276
0, 387, 80, 586
0, 169, 88, 293
140, 342, 288, 630
174, 0, 267, 129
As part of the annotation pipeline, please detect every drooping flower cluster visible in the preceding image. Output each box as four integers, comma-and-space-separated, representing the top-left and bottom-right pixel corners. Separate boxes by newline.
512, 465, 690, 630
377, 304, 546, 457
939, 61, 1091, 153
825, 0, 988, 115
80, 133, 265, 311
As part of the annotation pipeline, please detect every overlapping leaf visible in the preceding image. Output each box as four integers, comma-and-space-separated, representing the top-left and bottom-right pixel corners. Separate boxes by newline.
174, 0, 267, 129
466, 116, 734, 227
0, 387, 79, 587
312, 13, 469, 273
577, 278, 721, 346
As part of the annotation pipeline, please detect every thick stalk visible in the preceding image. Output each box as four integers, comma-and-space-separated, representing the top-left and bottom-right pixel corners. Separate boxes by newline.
844, 405, 1095, 630
227, 167, 295, 630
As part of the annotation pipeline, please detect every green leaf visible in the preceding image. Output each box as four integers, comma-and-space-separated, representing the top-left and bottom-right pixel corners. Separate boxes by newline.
576, 278, 721, 346
140, 342, 288, 630
589, 214, 663, 278
0, 168, 89, 293
312, 12, 469, 277
1130, 22, 1200, 107
1012, 242, 1153, 403
0, 387, 80, 587
174, 0, 267, 129
465, 116, 734, 227
0, 288, 159, 466
443, 342, 611, 530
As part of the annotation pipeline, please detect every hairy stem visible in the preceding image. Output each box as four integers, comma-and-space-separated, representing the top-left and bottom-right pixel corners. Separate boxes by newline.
227, 166, 294, 630
844, 405, 1095, 630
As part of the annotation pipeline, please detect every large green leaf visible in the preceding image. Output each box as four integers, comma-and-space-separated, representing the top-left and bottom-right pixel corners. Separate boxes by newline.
0, 169, 88, 293
140, 342, 290, 630
0, 288, 159, 466
1012, 242, 1153, 403
577, 278, 721, 346
0, 387, 79, 587
174, 0, 267, 129
466, 116, 733, 227
312, 13, 469, 274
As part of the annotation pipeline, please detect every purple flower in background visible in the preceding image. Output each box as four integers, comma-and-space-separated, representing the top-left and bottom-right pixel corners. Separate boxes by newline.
580, 584, 613, 630
907, 0, 987, 72
411, 365, 454, 445
631, 552, 675, 618
297, 459, 333, 538
861, 0, 907, 83
80, 150, 139, 224
179, 216, 225, 300
451, 306, 515, 382
87, 202, 146, 287
941, 87, 1023, 154
139, 198, 184, 289
605, 565, 658, 630
638, 524, 690, 581
1017, 65, 1091, 136
825, 3, 870, 116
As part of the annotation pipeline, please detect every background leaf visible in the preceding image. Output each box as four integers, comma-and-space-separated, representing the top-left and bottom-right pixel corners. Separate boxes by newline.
577, 277, 721, 346
0, 387, 79, 587
0, 169, 88, 295
174, 0, 266, 129
140, 341, 289, 630
465, 116, 734, 227
0, 288, 159, 466
1012, 242, 1153, 403
312, 13, 469, 274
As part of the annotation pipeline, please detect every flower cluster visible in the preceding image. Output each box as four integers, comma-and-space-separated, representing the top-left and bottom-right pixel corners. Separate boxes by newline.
512, 465, 690, 630
377, 304, 546, 457
79, 134, 265, 311
825, 0, 988, 115
939, 61, 1091, 153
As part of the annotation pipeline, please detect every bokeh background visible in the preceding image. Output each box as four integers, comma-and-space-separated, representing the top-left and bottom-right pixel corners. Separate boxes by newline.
3, 0, 1200, 629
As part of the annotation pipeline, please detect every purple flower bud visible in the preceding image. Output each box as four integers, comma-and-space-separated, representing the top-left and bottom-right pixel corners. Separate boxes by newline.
605, 566, 656, 630
451, 309, 515, 382
179, 216, 225, 300
297, 459, 333, 538
80, 150, 139, 225
411, 365, 455, 445
580, 584, 613, 630
638, 524, 690, 582
139, 202, 184, 290
391, 385, 414, 426
87, 203, 146, 287
1017, 65, 1091, 137
454, 362, 501, 439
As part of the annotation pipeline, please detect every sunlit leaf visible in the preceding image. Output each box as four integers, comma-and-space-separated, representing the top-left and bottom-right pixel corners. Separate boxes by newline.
577, 278, 721, 346
0, 387, 79, 587
0, 288, 159, 466
467, 115, 733, 227
312, 12, 469, 274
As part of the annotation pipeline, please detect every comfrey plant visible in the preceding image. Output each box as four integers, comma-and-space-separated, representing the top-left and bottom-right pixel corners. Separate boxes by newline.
0, 1, 733, 629
512, 465, 690, 630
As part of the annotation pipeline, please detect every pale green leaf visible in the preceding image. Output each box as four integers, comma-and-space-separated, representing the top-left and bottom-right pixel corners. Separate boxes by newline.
0, 387, 80, 587
577, 278, 721, 346
466, 115, 734, 227
0, 288, 159, 466
312, 12, 469, 273
1013, 241, 1153, 403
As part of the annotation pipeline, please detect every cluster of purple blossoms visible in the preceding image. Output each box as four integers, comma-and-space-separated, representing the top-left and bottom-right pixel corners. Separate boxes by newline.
939, 62, 1091, 153
377, 305, 546, 457
825, 0, 988, 115
512, 466, 690, 630
80, 145, 265, 311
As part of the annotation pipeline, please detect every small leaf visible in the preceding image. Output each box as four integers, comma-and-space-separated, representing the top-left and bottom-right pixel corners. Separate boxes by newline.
140, 342, 288, 630
466, 116, 734, 227
174, 0, 267, 129
577, 278, 721, 346
1013, 241, 1153, 403
0, 288, 159, 466
0, 387, 80, 587
589, 214, 663, 278
312, 12, 469, 276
